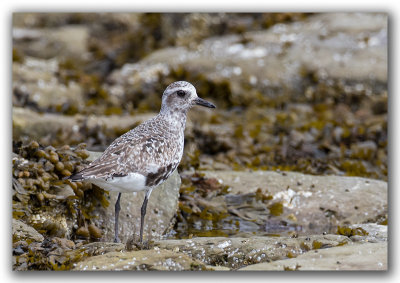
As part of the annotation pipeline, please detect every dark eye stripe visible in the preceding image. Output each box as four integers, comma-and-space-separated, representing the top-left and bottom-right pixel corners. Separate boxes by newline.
177, 90, 186, 97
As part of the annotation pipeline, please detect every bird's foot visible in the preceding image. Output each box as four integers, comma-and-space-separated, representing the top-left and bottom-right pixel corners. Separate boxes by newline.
125, 235, 153, 251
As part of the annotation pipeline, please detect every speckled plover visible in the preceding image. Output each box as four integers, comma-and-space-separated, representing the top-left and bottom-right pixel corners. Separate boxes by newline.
69, 81, 216, 243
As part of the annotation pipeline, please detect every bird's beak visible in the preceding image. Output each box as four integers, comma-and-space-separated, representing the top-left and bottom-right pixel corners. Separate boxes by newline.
194, 97, 216, 108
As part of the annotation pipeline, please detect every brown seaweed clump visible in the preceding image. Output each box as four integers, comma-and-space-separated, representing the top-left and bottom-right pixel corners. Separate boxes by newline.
12, 140, 109, 270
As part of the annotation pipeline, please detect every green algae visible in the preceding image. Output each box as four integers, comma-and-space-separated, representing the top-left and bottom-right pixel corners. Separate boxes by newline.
336, 226, 369, 237
286, 251, 297, 258
268, 202, 284, 216
284, 264, 301, 271
13, 48, 24, 63
312, 240, 323, 249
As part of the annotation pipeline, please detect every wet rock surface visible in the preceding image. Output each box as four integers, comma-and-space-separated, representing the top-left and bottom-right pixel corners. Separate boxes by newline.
174, 170, 387, 238
73, 248, 207, 271
13, 220, 387, 271
239, 242, 387, 271
154, 234, 351, 269
69, 227, 386, 271
348, 223, 387, 243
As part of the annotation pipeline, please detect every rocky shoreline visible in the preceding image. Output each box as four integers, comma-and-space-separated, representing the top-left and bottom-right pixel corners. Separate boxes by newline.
14, 217, 387, 271
12, 12, 388, 271
13, 149, 387, 270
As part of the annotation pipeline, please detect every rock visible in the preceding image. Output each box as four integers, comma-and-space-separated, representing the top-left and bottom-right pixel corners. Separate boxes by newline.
289, 130, 316, 148
239, 242, 387, 271
204, 265, 231, 271
12, 219, 44, 242
13, 75, 84, 112
349, 223, 387, 243
12, 56, 58, 82
13, 25, 89, 59
73, 248, 206, 271
109, 13, 387, 105
51, 237, 75, 250
13, 245, 25, 256
12, 107, 154, 146
86, 151, 103, 162
350, 140, 378, 160
30, 212, 69, 238
74, 231, 387, 271
91, 170, 181, 242
12, 56, 86, 113
53, 184, 75, 199
199, 170, 387, 233
154, 235, 351, 269
82, 242, 125, 257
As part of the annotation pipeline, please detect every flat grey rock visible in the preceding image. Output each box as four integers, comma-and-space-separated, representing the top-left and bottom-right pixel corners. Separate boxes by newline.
200, 170, 387, 233
73, 248, 206, 271
239, 242, 387, 271
12, 218, 44, 242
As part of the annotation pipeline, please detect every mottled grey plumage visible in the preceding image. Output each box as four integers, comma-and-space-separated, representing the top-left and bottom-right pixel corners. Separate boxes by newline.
69, 81, 215, 243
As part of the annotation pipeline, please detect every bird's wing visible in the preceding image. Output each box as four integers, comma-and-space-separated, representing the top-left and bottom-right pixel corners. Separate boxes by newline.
69, 118, 181, 181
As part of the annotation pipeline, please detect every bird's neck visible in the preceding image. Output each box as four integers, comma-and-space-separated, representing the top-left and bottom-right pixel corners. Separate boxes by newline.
158, 108, 188, 131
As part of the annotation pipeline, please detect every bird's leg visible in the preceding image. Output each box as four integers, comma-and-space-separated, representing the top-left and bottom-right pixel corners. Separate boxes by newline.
139, 196, 148, 243
139, 188, 153, 243
114, 192, 122, 243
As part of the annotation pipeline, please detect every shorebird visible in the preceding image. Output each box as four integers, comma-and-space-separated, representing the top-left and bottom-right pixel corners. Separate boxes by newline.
69, 81, 215, 243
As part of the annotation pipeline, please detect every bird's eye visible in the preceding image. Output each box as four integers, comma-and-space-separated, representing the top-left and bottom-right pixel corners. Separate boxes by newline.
177, 90, 186, 97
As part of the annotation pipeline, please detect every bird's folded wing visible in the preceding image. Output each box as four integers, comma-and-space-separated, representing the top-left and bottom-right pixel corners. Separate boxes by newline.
69, 127, 177, 181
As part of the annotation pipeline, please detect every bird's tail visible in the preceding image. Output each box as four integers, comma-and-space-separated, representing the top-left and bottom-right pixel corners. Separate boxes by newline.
64, 172, 84, 181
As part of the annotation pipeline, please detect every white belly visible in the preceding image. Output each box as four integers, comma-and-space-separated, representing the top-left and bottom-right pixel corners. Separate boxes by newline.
85, 172, 147, 193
